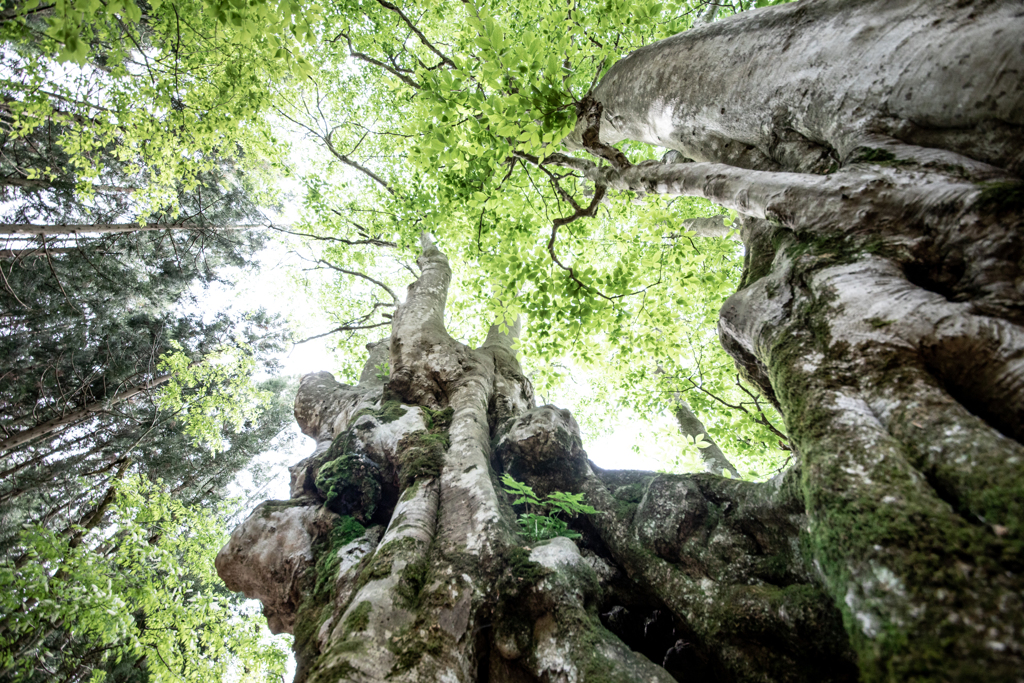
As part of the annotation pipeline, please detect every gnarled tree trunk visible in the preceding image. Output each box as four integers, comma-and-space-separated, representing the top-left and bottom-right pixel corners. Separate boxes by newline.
217, 0, 1023, 680
216, 237, 856, 682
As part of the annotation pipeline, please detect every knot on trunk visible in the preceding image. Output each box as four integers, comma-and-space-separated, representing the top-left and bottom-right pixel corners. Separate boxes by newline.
493, 405, 587, 493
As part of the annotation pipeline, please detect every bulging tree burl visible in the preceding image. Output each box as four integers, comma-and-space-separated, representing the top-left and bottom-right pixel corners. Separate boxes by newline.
217, 0, 1023, 681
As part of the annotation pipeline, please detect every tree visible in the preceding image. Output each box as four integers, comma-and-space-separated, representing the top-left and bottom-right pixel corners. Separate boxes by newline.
218, 0, 1023, 680
218, 237, 855, 683
0, 146, 293, 553
0, 475, 289, 683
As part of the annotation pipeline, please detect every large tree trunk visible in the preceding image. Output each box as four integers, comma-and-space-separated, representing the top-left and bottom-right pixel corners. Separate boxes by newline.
216, 237, 856, 683
567, 0, 1024, 679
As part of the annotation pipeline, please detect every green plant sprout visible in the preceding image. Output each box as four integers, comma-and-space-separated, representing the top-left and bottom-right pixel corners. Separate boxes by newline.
500, 473, 599, 542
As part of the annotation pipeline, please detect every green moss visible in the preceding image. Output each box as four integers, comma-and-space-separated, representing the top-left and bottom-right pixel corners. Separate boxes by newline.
768, 323, 1023, 680
356, 536, 419, 589
399, 479, 420, 502
852, 147, 896, 163
256, 499, 311, 519
388, 626, 444, 674
343, 600, 372, 634
610, 480, 647, 523
850, 147, 913, 166
976, 180, 1024, 210
345, 400, 408, 432
314, 454, 381, 521
311, 516, 367, 601
307, 639, 364, 683
395, 558, 430, 609
377, 399, 409, 423
421, 405, 454, 430
397, 431, 447, 489
506, 546, 547, 586
313, 661, 356, 681
867, 317, 894, 328
291, 599, 327, 678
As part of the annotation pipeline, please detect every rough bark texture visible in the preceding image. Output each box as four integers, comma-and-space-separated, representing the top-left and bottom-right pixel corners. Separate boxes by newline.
570, 0, 1024, 680
217, 237, 856, 683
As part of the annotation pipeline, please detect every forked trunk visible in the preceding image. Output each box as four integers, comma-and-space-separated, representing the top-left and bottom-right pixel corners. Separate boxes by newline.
216, 0, 1024, 680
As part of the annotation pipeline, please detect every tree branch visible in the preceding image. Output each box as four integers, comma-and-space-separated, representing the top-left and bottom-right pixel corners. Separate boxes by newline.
331, 30, 422, 89
374, 0, 456, 70
311, 258, 400, 303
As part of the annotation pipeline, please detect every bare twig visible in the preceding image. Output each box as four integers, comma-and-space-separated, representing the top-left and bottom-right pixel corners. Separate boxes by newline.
310, 258, 400, 303
268, 223, 397, 248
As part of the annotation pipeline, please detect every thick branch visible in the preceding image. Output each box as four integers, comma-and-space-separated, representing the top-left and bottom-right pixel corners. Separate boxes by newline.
673, 398, 741, 478
373, 0, 456, 70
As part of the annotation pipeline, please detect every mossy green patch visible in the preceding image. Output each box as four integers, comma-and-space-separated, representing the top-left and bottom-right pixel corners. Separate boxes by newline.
397, 431, 447, 489
356, 536, 419, 590
850, 147, 912, 166
377, 399, 409, 423
315, 454, 381, 521
257, 498, 312, 519
343, 600, 372, 634
421, 405, 454, 430
311, 516, 367, 601
395, 557, 430, 609
610, 480, 647, 523
387, 625, 445, 674
976, 180, 1024, 210
505, 546, 548, 588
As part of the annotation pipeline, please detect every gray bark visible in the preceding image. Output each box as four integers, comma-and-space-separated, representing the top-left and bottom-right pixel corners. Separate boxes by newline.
216, 0, 1024, 680
564, 0, 1024, 678
672, 399, 740, 479
568, 0, 1024, 176
0, 223, 257, 235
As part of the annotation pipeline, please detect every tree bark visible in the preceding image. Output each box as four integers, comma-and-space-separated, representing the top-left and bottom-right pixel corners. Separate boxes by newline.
0, 223, 257, 236
216, 1, 1023, 680
673, 399, 740, 479
567, 0, 1024, 679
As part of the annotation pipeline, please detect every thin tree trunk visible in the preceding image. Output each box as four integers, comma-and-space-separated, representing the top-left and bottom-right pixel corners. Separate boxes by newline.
0, 223, 258, 236
0, 374, 169, 455
0, 247, 76, 259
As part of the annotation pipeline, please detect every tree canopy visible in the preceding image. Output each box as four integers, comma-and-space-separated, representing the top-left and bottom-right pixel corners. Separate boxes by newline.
274, 0, 794, 478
